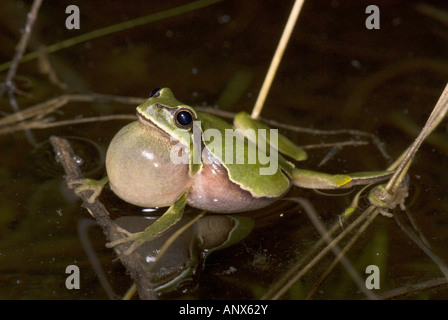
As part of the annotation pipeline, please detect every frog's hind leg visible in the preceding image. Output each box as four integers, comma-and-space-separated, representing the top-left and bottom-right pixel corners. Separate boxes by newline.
291, 168, 393, 190
234, 111, 307, 161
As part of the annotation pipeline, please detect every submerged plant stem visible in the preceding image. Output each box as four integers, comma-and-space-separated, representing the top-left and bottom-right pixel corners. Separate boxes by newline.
385, 83, 448, 194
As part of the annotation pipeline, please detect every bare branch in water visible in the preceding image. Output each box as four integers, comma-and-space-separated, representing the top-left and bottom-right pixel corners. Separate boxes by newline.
49, 136, 157, 300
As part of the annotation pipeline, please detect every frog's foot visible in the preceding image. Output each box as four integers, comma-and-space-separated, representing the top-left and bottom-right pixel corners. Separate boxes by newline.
368, 177, 410, 218
68, 177, 108, 203
105, 225, 161, 255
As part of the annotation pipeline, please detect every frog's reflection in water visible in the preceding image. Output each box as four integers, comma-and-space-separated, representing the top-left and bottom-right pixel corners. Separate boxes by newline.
79, 213, 253, 297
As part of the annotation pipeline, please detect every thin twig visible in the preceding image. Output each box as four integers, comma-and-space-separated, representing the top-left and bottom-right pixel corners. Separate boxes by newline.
269, 207, 376, 300
305, 207, 381, 300
0, 114, 136, 135
263, 118, 390, 159
0, 93, 143, 127
251, 0, 305, 119
301, 141, 369, 149
0, 0, 43, 145
0, 0, 43, 100
291, 198, 379, 300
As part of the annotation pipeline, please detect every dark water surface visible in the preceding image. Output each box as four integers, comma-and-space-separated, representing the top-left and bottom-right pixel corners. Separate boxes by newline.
1, 0, 448, 299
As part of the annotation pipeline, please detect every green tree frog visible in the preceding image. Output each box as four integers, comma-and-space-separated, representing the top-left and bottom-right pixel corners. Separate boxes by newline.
74, 88, 391, 253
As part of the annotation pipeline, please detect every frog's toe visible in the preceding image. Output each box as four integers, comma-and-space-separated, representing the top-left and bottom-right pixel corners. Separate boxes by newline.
67, 178, 88, 191
105, 235, 136, 252
105, 230, 151, 255
68, 177, 108, 203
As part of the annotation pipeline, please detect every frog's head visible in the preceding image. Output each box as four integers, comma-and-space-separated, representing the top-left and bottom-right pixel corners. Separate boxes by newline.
136, 88, 197, 145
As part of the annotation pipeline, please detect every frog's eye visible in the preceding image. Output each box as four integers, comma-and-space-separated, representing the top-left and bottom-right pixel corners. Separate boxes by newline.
150, 88, 162, 98
174, 109, 194, 129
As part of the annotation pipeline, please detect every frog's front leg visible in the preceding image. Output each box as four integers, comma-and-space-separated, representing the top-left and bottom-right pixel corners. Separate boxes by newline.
68, 176, 109, 203
106, 193, 188, 255
291, 168, 393, 189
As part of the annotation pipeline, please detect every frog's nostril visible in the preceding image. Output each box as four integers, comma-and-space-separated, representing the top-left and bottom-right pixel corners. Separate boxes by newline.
150, 87, 162, 98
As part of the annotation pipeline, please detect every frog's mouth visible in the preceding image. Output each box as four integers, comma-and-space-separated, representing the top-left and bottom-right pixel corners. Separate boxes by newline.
136, 110, 169, 136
